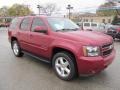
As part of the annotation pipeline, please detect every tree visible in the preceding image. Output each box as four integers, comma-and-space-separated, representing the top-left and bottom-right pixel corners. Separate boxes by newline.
112, 15, 120, 25
40, 3, 59, 16
8, 4, 33, 16
96, 0, 120, 16
0, 6, 9, 16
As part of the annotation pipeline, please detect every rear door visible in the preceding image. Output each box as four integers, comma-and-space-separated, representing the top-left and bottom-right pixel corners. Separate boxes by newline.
18, 17, 32, 52
8, 18, 21, 42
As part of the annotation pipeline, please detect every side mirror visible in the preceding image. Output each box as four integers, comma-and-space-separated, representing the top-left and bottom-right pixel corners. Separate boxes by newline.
34, 26, 48, 34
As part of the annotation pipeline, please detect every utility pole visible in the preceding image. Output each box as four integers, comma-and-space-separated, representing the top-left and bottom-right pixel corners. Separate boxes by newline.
66, 4, 73, 19
37, 5, 42, 15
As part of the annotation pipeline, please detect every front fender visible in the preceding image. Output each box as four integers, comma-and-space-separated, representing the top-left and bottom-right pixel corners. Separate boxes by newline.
49, 39, 82, 59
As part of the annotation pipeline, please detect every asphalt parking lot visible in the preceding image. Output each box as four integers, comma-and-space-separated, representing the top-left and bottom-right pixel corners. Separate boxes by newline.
0, 28, 120, 90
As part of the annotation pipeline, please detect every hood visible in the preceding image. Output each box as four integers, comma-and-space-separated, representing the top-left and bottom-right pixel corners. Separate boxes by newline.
55, 31, 113, 46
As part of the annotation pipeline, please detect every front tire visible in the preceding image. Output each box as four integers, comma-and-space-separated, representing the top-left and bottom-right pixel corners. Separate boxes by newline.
11, 40, 24, 57
52, 52, 77, 81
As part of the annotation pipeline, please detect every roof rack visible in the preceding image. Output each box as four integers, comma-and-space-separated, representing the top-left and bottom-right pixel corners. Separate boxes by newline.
29, 14, 48, 16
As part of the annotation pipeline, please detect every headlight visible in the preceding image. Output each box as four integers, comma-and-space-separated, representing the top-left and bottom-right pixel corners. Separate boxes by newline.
83, 46, 100, 57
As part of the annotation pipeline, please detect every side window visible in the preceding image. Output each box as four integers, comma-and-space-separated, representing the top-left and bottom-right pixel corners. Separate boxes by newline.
9, 18, 20, 30
20, 18, 31, 30
91, 23, 97, 27
31, 17, 45, 31
84, 23, 90, 27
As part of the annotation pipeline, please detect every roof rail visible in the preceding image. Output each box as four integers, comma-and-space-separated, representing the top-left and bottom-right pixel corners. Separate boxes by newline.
28, 14, 48, 16
29, 14, 36, 16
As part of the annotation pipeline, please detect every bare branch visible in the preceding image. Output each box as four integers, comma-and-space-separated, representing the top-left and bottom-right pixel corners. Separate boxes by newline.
40, 3, 60, 16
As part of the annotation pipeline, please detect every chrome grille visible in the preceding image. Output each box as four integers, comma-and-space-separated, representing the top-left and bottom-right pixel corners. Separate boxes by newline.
101, 43, 113, 56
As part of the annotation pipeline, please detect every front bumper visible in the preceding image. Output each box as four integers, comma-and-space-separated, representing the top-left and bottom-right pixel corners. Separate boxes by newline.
77, 49, 115, 76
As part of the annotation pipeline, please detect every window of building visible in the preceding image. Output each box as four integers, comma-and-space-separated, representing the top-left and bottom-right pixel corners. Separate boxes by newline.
86, 19, 88, 22
108, 19, 111, 23
91, 19, 93, 22
102, 19, 105, 23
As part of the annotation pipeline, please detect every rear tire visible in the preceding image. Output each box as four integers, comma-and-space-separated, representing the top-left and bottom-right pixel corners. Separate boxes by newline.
11, 40, 24, 57
52, 52, 77, 81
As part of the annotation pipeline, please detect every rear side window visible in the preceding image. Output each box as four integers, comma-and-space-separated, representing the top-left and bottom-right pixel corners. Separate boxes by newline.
9, 18, 20, 29
20, 18, 31, 30
31, 17, 45, 31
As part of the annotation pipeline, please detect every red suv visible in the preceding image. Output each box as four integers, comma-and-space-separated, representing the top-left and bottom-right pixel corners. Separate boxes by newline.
8, 16, 115, 81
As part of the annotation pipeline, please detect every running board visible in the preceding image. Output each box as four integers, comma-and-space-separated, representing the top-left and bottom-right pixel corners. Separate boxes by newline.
22, 51, 51, 64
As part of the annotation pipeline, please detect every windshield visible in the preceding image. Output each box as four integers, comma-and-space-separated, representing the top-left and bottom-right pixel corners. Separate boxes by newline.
47, 17, 79, 32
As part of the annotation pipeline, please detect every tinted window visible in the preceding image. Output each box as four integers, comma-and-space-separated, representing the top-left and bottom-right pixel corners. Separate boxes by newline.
31, 17, 45, 31
102, 19, 105, 23
9, 18, 20, 29
84, 23, 90, 26
91, 23, 97, 27
20, 18, 31, 30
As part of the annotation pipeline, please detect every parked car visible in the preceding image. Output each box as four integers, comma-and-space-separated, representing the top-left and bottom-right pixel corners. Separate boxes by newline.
0, 22, 10, 27
77, 22, 106, 33
106, 25, 120, 39
5, 22, 10, 27
8, 16, 115, 81
105, 23, 113, 30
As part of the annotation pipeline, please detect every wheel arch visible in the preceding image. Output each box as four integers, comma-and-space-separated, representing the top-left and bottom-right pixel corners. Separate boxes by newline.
51, 47, 78, 75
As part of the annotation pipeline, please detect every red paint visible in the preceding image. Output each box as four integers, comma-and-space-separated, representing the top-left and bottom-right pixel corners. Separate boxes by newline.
8, 16, 115, 76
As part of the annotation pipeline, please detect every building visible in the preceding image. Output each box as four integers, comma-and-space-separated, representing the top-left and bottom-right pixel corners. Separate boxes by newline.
71, 13, 114, 24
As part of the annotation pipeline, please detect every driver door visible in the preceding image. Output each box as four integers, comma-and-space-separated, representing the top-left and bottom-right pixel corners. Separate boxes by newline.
29, 17, 52, 59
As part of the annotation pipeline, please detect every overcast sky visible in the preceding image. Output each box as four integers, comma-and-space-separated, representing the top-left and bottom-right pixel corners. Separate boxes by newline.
0, 0, 105, 14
